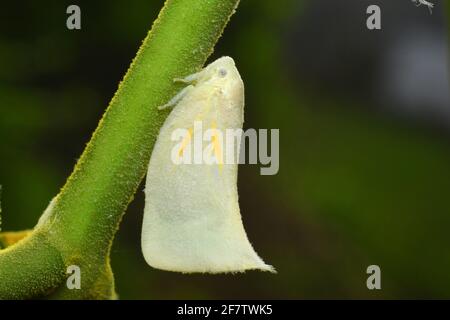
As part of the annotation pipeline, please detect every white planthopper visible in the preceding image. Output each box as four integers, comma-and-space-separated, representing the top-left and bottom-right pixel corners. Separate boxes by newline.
141, 56, 275, 274
411, 0, 434, 14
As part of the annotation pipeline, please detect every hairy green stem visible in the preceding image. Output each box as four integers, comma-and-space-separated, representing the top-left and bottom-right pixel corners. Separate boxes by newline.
0, 0, 239, 299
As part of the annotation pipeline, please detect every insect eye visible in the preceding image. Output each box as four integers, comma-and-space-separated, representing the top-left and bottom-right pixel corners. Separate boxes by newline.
218, 68, 227, 78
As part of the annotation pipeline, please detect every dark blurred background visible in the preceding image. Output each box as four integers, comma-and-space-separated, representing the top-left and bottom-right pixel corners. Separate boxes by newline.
1, 0, 449, 299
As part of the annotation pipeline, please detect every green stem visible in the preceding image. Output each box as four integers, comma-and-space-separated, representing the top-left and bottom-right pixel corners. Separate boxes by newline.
0, 0, 240, 299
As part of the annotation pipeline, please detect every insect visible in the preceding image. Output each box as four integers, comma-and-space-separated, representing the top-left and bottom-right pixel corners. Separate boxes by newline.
411, 0, 434, 14
141, 56, 275, 274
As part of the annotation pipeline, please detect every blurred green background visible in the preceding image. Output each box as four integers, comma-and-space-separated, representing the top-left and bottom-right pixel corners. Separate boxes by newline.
1, 0, 450, 299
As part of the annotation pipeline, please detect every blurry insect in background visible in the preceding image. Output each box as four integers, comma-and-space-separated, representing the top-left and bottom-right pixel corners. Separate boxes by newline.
411, 0, 434, 14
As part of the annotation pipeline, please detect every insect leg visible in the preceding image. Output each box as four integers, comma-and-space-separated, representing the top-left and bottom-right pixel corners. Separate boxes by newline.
174, 70, 203, 84
158, 85, 194, 110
